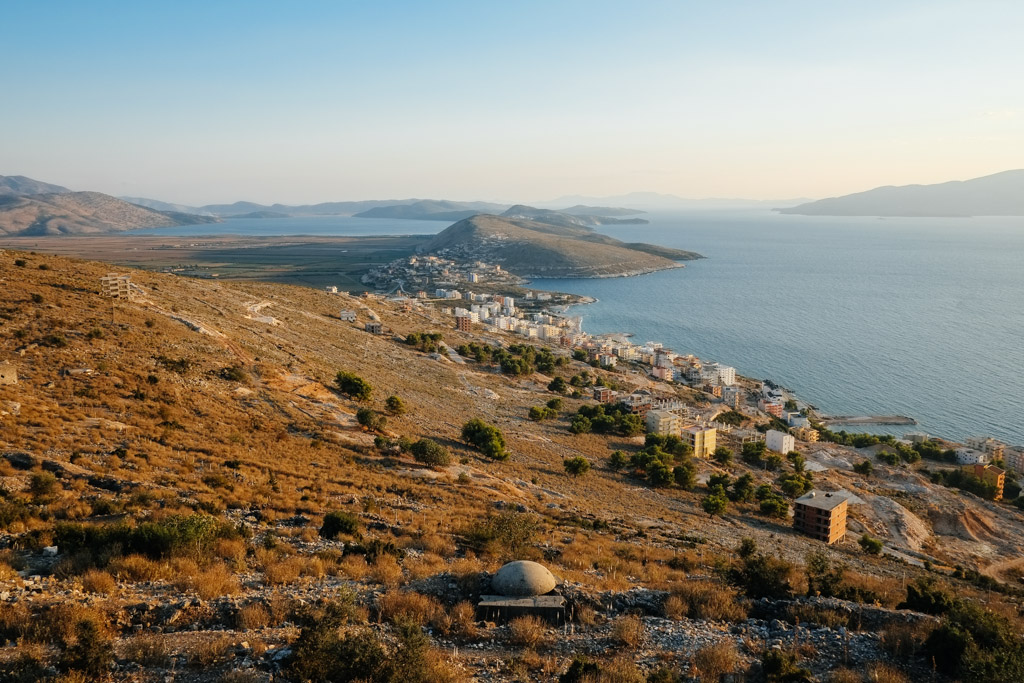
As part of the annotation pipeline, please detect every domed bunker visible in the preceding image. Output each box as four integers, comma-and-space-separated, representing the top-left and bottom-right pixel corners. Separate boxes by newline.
491, 560, 557, 597
478, 560, 565, 623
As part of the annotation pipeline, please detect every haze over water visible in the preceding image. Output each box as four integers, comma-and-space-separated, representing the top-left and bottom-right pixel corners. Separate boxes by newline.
132, 210, 1024, 445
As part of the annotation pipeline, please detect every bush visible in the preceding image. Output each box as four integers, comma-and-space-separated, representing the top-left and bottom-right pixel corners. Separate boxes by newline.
665, 580, 747, 621
59, 619, 114, 678
611, 614, 645, 648
761, 648, 810, 682
924, 601, 1024, 682
411, 438, 451, 467
461, 418, 508, 460
56, 514, 238, 564
356, 407, 387, 431
563, 457, 591, 477
608, 450, 629, 470
385, 395, 406, 415
463, 511, 537, 557
320, 511, 360, 540
898, 577, 956, 615
859, 533, 884, 555
702, 486, 729, 516
694, 641, 739, 682
508, 615, 550, 648
336, 370, 372, 401
728, 544, 794, 599
713, 446, 733, 465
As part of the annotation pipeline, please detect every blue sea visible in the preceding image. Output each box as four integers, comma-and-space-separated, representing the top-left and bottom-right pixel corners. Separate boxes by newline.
130, 210, 1024, 445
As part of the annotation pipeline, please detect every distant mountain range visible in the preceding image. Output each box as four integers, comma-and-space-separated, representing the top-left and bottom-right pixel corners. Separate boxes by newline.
424, 214, 700, 278
778, 170, 1024, 217
0, 190, 219, 236
354, 199, 509, 221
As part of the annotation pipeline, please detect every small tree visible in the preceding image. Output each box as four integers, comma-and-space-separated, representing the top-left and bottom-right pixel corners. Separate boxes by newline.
336, 370, 372, 401
673, 461, 697, 490
461, 418, 509, 460
713, 446, 734, 466
702, 485, 729, 516
853, 460, 874, 476
356, 407, 386, 432
548, 376, 567, 393
859, 533, 884, 555
608, 450, 629, 470
563, 457, 591, 477
385, 395, 406, 415
411, 438, 451, 467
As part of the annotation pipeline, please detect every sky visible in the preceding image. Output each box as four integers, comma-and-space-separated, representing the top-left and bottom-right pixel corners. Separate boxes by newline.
2, 1, 1023, 205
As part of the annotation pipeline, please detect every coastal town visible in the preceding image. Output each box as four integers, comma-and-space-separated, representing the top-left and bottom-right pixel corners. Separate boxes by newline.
337, 251, 1024, 549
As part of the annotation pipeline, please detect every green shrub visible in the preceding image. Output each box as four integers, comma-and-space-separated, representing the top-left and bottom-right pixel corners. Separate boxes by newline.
356, 408, 387, 431
385, 395, 406, 415
924, 602, 1024, 682
336, 370, 372, 401
320, 511, 360, 540
461, 418, 508, 460
410, 439, 451, 467
58, 619, 114, 677
563, 457, 591, 477
859, 533, 883, 555
56, 514, 238, 564
463, 511, 537, 557
702, 486, 729, 516
608, 450, 629, 470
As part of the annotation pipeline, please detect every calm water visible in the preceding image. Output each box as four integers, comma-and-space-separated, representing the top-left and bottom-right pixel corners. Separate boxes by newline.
133, 210, 1024, 445
532, 210, 1024, 446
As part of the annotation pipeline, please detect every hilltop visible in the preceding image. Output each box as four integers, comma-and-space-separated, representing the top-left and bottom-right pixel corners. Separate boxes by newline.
0, 250, 1022, 680
425, 214, 698, 277
0, 175, 71, 197
0, 191, 220, 236
778, 169, 1024, 217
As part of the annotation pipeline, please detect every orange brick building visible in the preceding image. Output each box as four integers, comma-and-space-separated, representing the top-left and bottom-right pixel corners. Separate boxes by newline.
793, 490, 849, 544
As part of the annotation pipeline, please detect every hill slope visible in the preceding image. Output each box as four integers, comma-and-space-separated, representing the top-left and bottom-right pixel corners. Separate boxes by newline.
0, 175, 71, 197
424, 214, 700, 277
779, 169, 1024, 217
0, 191, 220, 236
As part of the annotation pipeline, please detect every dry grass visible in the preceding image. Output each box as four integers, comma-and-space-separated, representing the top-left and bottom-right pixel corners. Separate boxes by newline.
188, 634, 234, 668
508, 615, 551, 648
610, 614, 645, 648
693, 641, 739, 681
866, 662, 911, 683
370, 553, 404, 586
377, 590, 443, 626
262, 556, 305, 585
665, 580, 747, 622
120, 633, 171, 667
80, 569, 115, 594
880, 620, 934, 658
108, 554, 169, 582
174, 562, 239, 599
829, 669, 863, 683
237, 602, 272, 630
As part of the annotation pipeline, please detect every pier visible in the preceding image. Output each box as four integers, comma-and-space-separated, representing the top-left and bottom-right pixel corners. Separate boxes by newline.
818, 415, 917, 426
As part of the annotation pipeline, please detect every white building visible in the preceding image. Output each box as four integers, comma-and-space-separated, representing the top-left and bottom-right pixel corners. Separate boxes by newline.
325, 285, 338, 294
766, 429, 795, 455
339, 310, 357, 322
955, 448, 991, 466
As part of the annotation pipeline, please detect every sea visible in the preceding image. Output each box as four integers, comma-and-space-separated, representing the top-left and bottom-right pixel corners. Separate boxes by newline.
129, 210, 1024, 446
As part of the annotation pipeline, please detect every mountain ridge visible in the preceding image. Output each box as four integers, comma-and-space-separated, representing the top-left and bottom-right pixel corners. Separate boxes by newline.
778, 169, 1024, 217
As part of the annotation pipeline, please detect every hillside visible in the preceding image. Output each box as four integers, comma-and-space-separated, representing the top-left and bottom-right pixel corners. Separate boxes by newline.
0, 249, 1022, 681
0, 175, 71, 197
0, 191, 220, 236
778, 169, 1024, 217
425, 214, 696, 277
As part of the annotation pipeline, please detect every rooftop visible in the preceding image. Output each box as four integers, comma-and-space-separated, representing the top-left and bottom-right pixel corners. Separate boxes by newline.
795, 490, 850, 511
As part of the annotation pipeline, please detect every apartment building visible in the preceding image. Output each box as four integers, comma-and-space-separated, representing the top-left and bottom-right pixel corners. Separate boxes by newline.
793, 490, 849, 544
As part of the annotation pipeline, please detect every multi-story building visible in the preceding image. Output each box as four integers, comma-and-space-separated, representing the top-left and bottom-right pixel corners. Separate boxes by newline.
793, 426, 820, 443
793, 490, 849, 544
966, 437, 1006, 459
766, 429, 795, 455
593, 387, 614, 403
721, 386, 743, 410
364, 321, 383, 335
646, 410, 682, 437
955, 448, 990, 466
1004, 449, 1024, 474
962, 464, 1006, 501
455, 315, 472, 332
759, 400, 784, 417
339, 310, 357, 322
682, 425, 717, 459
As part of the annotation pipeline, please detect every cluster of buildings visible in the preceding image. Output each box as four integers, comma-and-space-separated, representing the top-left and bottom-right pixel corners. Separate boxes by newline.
451, 297, 584, 340
363, 255, 518, 293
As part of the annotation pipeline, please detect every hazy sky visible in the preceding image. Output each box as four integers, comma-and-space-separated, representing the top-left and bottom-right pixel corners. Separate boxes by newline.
3, 1, 1022, 205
